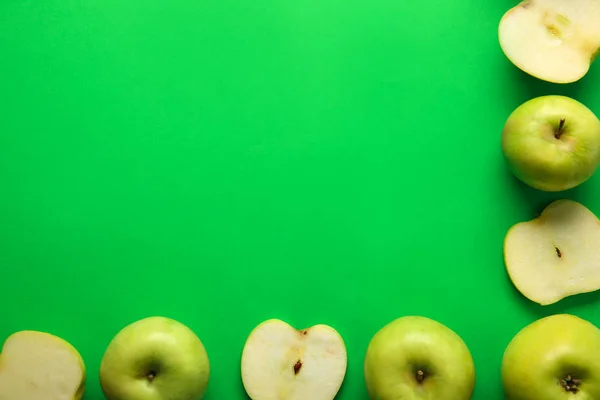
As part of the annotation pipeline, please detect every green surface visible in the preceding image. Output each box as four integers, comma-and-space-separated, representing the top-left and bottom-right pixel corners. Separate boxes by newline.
1, 0, 599, 399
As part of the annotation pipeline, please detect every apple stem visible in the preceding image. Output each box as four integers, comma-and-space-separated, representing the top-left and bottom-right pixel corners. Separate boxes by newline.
147, 371, 156, 382
416, 370, 425, 383
554, 119, 566, 139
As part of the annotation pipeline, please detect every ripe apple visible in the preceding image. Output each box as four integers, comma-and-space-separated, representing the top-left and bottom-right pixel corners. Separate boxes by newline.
498, 0, 600, 84
240, 319, 347, 400
100, 316, 210, 400
501, 95, 600, 192
364, 316, 475, 400
502, 314, 600, 399
0, 330, 86, 400
504, 199, 600, 305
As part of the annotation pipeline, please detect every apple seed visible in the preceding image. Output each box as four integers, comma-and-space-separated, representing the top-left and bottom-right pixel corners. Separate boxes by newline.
293, 360, 302, 375
554, 119, 566, 139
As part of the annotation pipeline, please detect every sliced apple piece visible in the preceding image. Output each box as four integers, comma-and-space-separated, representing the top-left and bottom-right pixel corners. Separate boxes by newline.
0, 330, 86, 400
240, 319, 347, 400
504, 199, 600, 305
498, 0, 600, 84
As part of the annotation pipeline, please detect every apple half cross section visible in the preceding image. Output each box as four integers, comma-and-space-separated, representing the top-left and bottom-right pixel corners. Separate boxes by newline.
0, 330, 86, 400
241, 319, 347, 400
504, 199, 600, 305
498, 0, 600, 84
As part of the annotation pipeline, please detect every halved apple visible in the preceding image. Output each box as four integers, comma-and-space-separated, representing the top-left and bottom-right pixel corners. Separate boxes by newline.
0, 330, 86, 400
498, 0, 600, 84
504, 199, 600, 305
240, 319, 347, 400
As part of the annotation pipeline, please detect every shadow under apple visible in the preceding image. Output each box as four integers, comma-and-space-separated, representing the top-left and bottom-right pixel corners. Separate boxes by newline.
512, 283, 600, 319
503, 168, 594, 218
508, 62, 584, 101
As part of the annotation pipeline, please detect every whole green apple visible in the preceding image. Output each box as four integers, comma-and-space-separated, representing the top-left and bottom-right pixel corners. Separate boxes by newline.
501, 95, 600, 192
99, 316, 210, 400
364, 316, 475, 400
502, 314, 600, 400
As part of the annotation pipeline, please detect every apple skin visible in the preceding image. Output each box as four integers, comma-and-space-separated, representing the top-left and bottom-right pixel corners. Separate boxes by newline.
99, 316, 210, 400
502, 314, 600, 400
364, 316, 475, 400
501, 95, 600, 192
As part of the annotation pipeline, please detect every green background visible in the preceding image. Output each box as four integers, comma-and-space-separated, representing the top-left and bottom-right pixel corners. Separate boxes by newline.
1, 0, 599, 398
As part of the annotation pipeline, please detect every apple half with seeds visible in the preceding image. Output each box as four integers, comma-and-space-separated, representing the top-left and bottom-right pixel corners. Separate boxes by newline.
240, 319, 347, 400
504, 199, 600, 305
498, 0, 600, 84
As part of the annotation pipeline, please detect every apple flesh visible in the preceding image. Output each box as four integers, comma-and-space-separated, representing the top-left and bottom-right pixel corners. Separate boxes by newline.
498, 0, 600, 84
504, 199, 600, 305
100, 316, 210, 400
240, 319, 347, 400
0, 330, 86, 400
501, 95, 600, 192
502, 314, 600, 400
364, 316, 475, 400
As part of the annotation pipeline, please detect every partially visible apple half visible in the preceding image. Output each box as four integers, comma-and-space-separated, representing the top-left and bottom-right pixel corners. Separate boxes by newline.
504, 199, 600, 305
240, 319, 347, 400
498, 0, 600, 84
0, 330, 86, 400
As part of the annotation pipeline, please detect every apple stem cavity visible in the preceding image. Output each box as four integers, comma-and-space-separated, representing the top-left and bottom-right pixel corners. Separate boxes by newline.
561, 374, 581, 394
293, 360, 302, 375
554, 119, 566, 139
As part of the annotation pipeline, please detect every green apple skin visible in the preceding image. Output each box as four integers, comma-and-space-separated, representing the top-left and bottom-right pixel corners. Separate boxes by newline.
364, 316, 475, 400
501, 95, 600, 192
99, 316, 210, 400
502, 314, 600, 400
